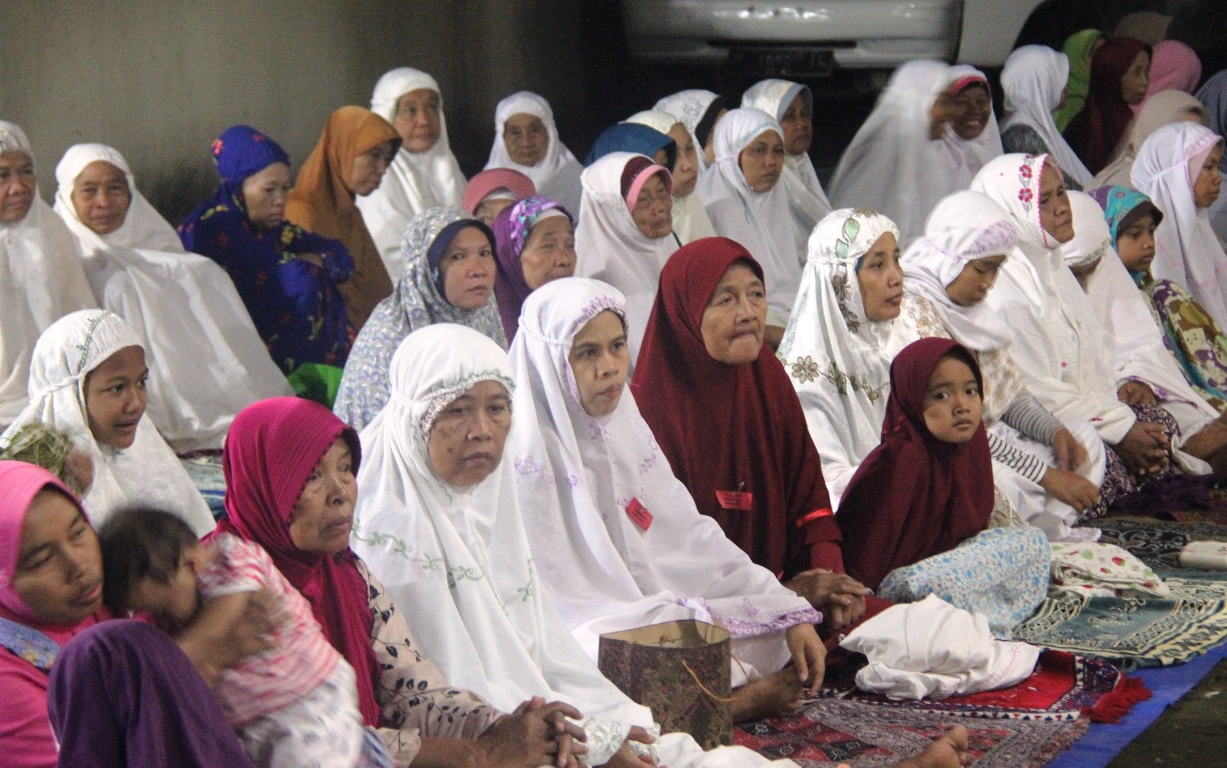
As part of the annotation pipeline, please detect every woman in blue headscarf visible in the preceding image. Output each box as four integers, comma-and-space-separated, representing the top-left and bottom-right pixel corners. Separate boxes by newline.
179, 126, 355, 380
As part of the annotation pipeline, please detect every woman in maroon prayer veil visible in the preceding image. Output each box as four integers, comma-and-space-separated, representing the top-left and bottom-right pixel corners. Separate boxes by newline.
1065, 37, 1153, 174
631, 236, 871, 631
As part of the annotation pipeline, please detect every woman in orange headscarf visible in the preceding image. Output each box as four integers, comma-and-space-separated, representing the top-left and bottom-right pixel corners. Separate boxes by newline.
287, 107, 400, 330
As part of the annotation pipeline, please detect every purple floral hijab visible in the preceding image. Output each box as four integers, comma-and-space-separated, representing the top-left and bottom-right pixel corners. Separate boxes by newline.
492, 196, 574, 341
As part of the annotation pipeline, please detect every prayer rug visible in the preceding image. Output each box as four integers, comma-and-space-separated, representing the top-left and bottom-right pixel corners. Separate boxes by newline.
1089, 516, 1227, 575
734, 698, 1088, 767
1012, 577, 1227, 667
817, 651, 1142, 723
179, 451, 225, 520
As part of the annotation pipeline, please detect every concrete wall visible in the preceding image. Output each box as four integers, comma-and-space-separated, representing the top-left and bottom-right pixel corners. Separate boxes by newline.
0, 0, 588, 223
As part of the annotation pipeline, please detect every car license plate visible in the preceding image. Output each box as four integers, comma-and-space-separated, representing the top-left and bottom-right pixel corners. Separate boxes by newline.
727, 47, 835, 76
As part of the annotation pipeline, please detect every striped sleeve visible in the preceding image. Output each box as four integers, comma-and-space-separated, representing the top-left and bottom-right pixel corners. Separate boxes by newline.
198, 535, 267, 597
1001, 392, 1064, 445
987, 431, 1050, 485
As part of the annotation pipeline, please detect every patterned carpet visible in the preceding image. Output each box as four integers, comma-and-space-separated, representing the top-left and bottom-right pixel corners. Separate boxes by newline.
179, 451, 226, 520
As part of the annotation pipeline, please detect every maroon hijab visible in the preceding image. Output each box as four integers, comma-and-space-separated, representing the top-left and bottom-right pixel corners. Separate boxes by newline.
631, 237, 839, 579
1065, 37, 1152, 174
214, 397, 381, 727
837, 339, 994, 590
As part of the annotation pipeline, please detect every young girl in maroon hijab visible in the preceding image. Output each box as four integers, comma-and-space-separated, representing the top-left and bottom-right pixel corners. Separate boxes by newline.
1065, 37, 1153, 174
836, 339, 995, 590
631, 237, 872, 631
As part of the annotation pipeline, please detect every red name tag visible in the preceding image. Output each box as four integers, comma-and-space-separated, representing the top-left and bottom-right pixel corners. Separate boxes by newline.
626, 497, 653, 531
716, 490, 753, 511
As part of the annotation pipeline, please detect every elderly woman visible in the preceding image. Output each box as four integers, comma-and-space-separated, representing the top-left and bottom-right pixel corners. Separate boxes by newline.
624, 109, 715, 244
1064, 37, 1152, 175
574, 152, 678, 357
53, 143, 292, 452
180, 125, 355, 377
632, 238, 873, 634
333, 207, 505, 431
508, 277, 825, 723
654, 90, 730, 171
357, 68, 468, 282
0, 122, 96, 427
461, 168, 536, 226
0, 310, 213, 534
484, 92, 583, 215
490, 196, 576, 342
695, 108, 804, 342
287, 106, 401, 331
0, 460, 273, 768
215, 396, 582, 768
351, 323, 818, 768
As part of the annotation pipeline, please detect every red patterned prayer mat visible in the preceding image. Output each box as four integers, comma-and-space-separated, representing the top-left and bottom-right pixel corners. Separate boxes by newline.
734, 698, 1089, 767
816, 651, 1147, 723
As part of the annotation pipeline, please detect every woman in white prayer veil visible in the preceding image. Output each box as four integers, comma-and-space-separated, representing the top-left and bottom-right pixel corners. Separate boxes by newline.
777, 209, 902, 507
357, 67, 467, 282
52, 144, 292, 453
484, 91, 583, 215
0, 121, 96, 427
741, 79, 833, 257
508, 277, 825, 722
574, 152, 678, 359
695, 108, 804, 339
827, 59, 956, 246
624, 109, 716, 245
0, 309, 214, 535
999, 45, 1094, 190
1132, 121, 1227, 332
654, 90, 729, 173
940, 66, 1004, 190
350, 323, 800, 768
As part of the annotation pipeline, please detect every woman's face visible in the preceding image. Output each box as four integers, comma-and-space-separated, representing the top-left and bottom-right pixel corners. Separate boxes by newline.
666, 123, 699, 198
568, 310, 630, 418
349, 140, 397, 197
703, 108, 728, 165
11, 489, 103, 627
71, 160, 131, 236
474, 197, 514, 227
857, 233, 904, 321
503, 113, 549, 167
440, 226, 496, 310
288, 437, 357, 555
519, 215, 576, 290
427, 380, 512, 487
1116, 212, 1157, 273
1039, 162, 1075, 243
738, 130, 785, 192
394, 88, 442, 153
84, 345, 148, 450
1193, 144, 1224, 209
239, 161, 292, 231
945, 254, 1007, 307
779, 93, 813, 155
951, 84, 992, 141
701, 262, 768, 365
1121, 50, 1151, 106
0, 150, 36, 223
922, 355, 983, 444
631, 173, 673, 239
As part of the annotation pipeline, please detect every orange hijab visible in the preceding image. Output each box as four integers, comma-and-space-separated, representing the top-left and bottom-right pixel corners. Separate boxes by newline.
287, 106, 399, 330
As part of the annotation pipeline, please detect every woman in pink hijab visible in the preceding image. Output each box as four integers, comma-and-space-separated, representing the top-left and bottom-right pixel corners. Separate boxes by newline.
1137, 40, 1203, 114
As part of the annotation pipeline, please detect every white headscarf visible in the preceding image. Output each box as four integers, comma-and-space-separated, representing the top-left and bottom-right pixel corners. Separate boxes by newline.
0, 310, 213, 534
973, 154, 1136, 444
828, 60, 956, 246
351, 323, 780, 768
695, 108, 803, 327
900, 190, 1019, 354
777, 209, 900, 507
0, 122, 96, 425
508, 278, 817, 674
1000, 46, 1094, 188
357, 67, 467, 282
1073, 190, 1219, 426
742, 79, 835, 259
1133, 121, 1227, 331
52, 144, 292, 452
941, 66, 1004, 189
1093, 90, 1206, 189
484, 92, 583, 215
624, 110, 717, 245
574, 152, 678, 359
654, 89, 721, 174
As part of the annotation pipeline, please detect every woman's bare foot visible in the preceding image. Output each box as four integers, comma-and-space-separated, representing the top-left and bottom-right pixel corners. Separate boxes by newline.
729, 667, 803, 723
892, 726, 969, 768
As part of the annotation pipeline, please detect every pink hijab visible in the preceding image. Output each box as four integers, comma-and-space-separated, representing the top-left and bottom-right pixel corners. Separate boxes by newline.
1136, 41, 1202, 114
